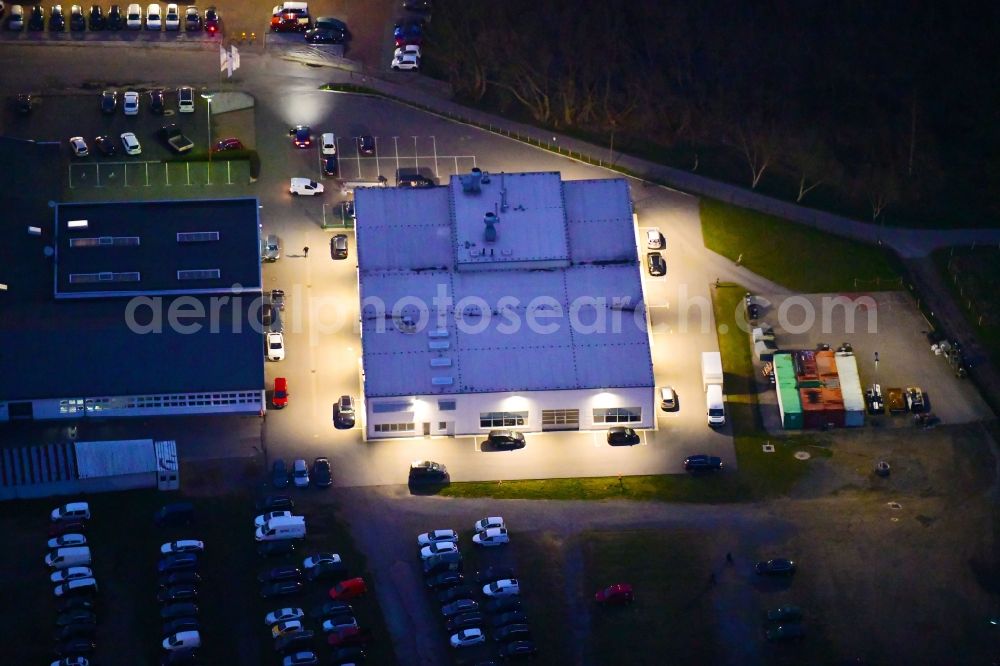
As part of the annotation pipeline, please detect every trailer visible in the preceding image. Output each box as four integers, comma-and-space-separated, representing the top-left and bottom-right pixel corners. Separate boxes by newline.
886, 387, 906, 414
701, 352, 723, 391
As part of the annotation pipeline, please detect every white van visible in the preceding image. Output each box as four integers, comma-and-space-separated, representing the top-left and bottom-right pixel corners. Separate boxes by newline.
145, 3, 160, 29
51, 501, 90, 522
706, 384, 726, 427
126, 3, 142, 28
46, 546, 92, 569
255, 515, 306, 541
9, 4, 25, 30
54, 577, 98, 597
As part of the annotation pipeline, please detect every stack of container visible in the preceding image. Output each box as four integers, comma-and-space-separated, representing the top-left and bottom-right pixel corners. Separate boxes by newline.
776, 349, 864, 429
773, 354, 803, 428
834, 352, 865, 426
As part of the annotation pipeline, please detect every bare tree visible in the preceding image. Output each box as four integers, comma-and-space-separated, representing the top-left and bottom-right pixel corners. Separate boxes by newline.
736, 120, 780, 189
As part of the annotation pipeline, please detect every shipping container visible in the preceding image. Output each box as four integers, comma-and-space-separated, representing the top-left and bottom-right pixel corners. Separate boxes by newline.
816, 350, 838, 377
834, 352, 865, 427
794, 351, 821, 387
774, 354, 803, 429
821, 387, 845, 428
799, 388, 826, 429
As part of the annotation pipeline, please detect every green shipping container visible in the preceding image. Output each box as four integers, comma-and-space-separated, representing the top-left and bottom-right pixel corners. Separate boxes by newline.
774, 354, 803, 429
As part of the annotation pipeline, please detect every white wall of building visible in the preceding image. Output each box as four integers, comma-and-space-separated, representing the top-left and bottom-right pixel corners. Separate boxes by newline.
364, 386, 654, 440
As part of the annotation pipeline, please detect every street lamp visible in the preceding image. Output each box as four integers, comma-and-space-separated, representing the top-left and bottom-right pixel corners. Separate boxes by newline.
201, 92, 215, 185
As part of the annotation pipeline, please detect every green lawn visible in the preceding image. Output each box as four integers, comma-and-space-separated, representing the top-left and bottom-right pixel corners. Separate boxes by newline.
700, 199, 901, 292
440, 284, 826, 503
583, 530, 718, 665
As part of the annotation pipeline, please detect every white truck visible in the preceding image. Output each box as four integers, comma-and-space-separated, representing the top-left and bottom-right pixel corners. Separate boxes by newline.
702, 352, 726, 427
255, 515, 306, 541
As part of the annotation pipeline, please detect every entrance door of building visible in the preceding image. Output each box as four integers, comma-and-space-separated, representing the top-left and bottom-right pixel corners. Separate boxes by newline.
423, 422, 431, 437
541, 409, 580, 431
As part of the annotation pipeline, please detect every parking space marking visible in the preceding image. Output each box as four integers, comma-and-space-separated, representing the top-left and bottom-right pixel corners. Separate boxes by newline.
68, 160, 238, 189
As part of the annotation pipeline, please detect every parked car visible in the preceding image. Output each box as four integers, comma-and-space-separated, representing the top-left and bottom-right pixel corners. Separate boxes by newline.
202, 4, 216, 33
484, 596, 522, 614
55, 638, 95, 656
158, 554, 198, 574
292, 459, 309, 487
418, 529, 458, 547
51, 566, 94, 584
49, 534, 86, 549
322, 155, 338, 177
483, 579, 519, 597
646, 228, 666, 249
164, 1, 178, 28
256, 495, 294, 512
271, 460, 289, 488
157, 584, 198, 604
159, 571, 201, 587
49, 521, 86, 538
660, 386, 678, 411
120, 131, 141, 155
485, 430, 525, 450
329, 577, 367, 600
50, 4, 64, 30
391, 47, 420, 71
420, 541, 459, 560
334, 395, 355, 428
330, 234, 348, 259
51, 502, 90, 522
357, 135, 375, 155
69, 5, 85, 29
57, 597, 94, 614
271, 619, 303, 638
646, 252, 666, 276
437, 584, 477, 604
425, 571, 464, 590
473, 527, 509, 547
595, 583, 634, 605
214, 137, 242, 152
264, 607, 305, 626
450, 628, 485, 648
69, 136, 89, 157
321, 614, 358, 633
95, 135, 117, 156
499, 639, 538, 658
160, 602, 199, 620
261, 580, 304, 598
289, 177, 324, 195
274, 630, 314, 653
148, 88, 165, 114
606, 426, 640, 446
476, 567, 516, 585
273, 377, 289, 409
15, 93, 32, 114
447, 611, 484, 633
123, 90, 139, 114
289, 125, 311, 147
282, 652, 318, 666
267, 331, 285, 361
303, 553, 341, 570
494, 623, 531, 643
473, 516, 505, 532
255, 511, 292, 528
107, 3, 123, 28
684, 455, 723, 472
312, 458, 332, 487
28, 4, 44, 30
161, 540, 204, 555
183, 3, 198, 30
88, 3, 105, 28
309, 600, 352, 619
55, 608, 96, 627
304, 26, 341, 43
54, 578, 98, 597
755, 558, 796, 576
162, 617, 199, 636
442, 598, 479, 617
177, 86, 194, 112
54, 620, 97, 642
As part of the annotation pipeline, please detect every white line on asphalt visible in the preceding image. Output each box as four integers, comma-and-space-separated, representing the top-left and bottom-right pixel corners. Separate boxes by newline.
431, 136, 438, 177
413, 136, 418, 171
393, 136, 400, 176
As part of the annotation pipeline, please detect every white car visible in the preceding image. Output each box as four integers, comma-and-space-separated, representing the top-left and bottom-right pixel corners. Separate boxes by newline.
177, 86, 194, 113
126, 3, 142, 29
264, 607, 304, 626
482, 578, 519, 597
417, 529, 458, 547
51, 502, 90, 522
292, 459, 309, 488
303, 553, 341, 570
54, 578, 98, 597
321, 615, 359, 633
69, 136, 89, 157
50, 566, 93, 584
145, 3, 160, 29
123, 91, 139, 115
394, 44, 421, 60
50, 657, 91, 666
161, 540, 205, 555
48, 534, 87, 549
164, 2, 179, 29
271, 619, 303, 639
449, 628, 485, 648
120, 132, 142, 155
321, 132, 337, 156
391, 49, 420, 71
267, 331, 285, 361
420, 541, 458, 560
255, 510, 292, 528
473, 516, 504, 532
646, 228, 665, 250
289, 177, 324, 196
472, 527, 509, 547
162, 630, 201, 651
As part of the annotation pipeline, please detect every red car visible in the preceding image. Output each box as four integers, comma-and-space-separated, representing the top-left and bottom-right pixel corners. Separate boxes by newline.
272, 378, 288, 409
327, 626, 373, 647
595, 583, 634, 605
329, 577, 367, 600
213, 137, 243, 152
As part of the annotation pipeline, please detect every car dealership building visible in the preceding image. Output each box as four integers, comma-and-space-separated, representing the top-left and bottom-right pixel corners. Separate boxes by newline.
355, 170, 655, 440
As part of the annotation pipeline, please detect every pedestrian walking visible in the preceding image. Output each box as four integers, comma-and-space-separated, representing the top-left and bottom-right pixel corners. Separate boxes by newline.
303, 246, 309, 257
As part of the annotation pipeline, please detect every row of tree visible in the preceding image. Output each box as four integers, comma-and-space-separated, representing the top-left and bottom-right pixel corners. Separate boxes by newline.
427, 0, 1000, 227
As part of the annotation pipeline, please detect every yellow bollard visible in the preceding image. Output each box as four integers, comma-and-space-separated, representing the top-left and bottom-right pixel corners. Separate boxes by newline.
240, 31, 246, 42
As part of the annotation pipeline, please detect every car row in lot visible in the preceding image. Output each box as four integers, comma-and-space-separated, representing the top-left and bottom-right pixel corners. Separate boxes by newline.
157, 537, 205, 661
415, 517, 538, 659
270, 458, 333, 490
390, 17, 424, 70
100, 86, 194, 116
47, 502, 99, 663
4, 3, 219, 33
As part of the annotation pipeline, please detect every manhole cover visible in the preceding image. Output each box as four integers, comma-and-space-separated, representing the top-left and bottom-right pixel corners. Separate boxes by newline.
793, 451, 811, 460
887, 501, 902, 510
762, 444, 775, 453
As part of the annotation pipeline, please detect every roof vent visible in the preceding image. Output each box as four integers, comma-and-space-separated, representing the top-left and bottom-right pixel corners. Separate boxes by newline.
461, 168, 483, 193
432, 376, 454, 386
484, 211, 498, 243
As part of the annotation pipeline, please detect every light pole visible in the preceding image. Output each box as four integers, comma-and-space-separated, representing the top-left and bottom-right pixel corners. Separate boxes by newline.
201, 92, 215, 185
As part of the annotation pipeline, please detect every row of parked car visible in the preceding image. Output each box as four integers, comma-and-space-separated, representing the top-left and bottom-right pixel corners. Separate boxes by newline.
47, 502, 100, 665
390, 16, 424, 71
156, 538, 206, 664
417, 518, 539, 659
3, 3, 219, 33
248, 492, 374, 664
